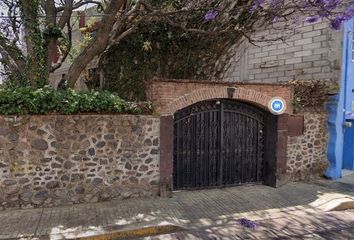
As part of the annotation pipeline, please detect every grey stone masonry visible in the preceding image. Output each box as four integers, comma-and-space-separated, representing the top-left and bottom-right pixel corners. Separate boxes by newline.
223, 19, 342, 83
0, 114, 160, 209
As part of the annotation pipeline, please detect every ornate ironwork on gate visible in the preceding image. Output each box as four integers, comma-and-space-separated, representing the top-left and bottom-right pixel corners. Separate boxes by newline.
173, 99, 276, 190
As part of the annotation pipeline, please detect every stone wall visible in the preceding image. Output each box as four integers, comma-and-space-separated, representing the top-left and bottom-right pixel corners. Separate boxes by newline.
287, 112, 329, 181
0, 115, 160, 208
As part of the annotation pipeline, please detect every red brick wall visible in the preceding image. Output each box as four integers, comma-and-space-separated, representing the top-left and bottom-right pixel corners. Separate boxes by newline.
147, 79, 294, 115
150, 79, 297, 188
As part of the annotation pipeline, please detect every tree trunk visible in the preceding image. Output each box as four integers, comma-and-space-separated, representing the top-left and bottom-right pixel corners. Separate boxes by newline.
44, 0, 58, 73
66, 0, 126, 88
19, 1, 48, 88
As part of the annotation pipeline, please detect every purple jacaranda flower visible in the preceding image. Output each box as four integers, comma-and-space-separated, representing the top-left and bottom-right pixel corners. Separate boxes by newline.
322, 0, 342, 11
305, 16, 320, 23
204, 10, 219, 21
239, 218, 257, 228
331, 16, 343, 30
257, 0, 265, 6
250, 0, 264, 13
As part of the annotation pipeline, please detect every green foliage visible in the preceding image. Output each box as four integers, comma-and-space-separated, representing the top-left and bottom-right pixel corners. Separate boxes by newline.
43, 26, 63, 38
292, 80, 339, 113
101, 21, 236, 101
0, 86, 152, 115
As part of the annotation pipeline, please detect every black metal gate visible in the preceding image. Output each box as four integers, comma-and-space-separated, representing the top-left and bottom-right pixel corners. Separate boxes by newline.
173, 99, 276, 190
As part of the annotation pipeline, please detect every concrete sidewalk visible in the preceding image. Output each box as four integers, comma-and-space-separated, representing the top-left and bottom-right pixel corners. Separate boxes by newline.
1, 174, 354, 239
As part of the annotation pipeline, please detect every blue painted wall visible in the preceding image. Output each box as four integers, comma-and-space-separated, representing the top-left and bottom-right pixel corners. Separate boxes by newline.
326, 19, 354, 179
326, 94, 344, 179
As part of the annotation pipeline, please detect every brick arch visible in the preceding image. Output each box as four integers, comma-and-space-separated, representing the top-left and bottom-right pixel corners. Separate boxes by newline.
162, 87, 273, 116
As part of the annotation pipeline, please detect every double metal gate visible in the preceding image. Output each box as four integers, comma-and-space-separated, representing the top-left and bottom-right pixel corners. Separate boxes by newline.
173, 99, 270, 190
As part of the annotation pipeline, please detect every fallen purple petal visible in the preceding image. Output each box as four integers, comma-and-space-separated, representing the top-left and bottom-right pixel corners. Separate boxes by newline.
239, 218, 257, 228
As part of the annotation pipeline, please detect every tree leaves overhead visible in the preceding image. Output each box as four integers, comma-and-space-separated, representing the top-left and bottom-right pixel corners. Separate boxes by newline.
0, 0, 352, 88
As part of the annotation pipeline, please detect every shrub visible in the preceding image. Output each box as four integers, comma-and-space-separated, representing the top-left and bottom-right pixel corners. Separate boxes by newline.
292, 80, 338, 113
0, 86, 153, 115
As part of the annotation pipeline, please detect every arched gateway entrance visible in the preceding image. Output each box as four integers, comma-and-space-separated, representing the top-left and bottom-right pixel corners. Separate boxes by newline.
157, 85, 291, 195
173, 99, 277, 190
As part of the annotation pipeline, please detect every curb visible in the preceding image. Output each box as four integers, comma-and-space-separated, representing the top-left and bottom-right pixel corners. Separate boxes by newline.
77, 225, 183, 240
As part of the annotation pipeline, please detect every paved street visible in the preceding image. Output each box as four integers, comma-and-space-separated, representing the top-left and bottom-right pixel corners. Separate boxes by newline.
144, 209, 354, 239
1, 173, 354, 239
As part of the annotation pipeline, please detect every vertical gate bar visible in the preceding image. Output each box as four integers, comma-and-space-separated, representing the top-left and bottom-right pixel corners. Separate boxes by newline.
227, 111, 231, 185
186, 115, 190, 188
249, 118, 252, 182
189, 114, 193, 188
251, 119, 254, 182
175, 121, 178, 189
179, 118, 183, 188
247, 118, 251, 182
214, 110, 218, 186
242, 115, 246, 183
205, 111, 208, 186
245, 117, 248, 183
230, 110, 232, 184
249, 118, 253, 182
212, 110, 216, 186
173, 122, 176, 189
257, 121, 260, 183
177, 120, 181, 189
194, 112, 198, 188
248, 118, 251, 182
232, 112, 235, 184
197, 113, 204, 186
257, 121, 264, 182
181, 118, 184, 188
180, 117, 184, 189
236, 113, 240, 184
252, 119, 255, 182
213, 110, 217, 186
176, 122, 179, 189
201, 112, 204, 187
189, 114, 196, 187
198, 113, 202, 187
211, 111, 213, 185
229, 112, 232, 185
207, 111, 210, 186
199, 112, 202, 187
195, 113, 199, 188
224, 111, 227, 185
203, 111, 206, 186
219, 101, 224, 187
210, 110, 213, 186
256, 121, 259, 182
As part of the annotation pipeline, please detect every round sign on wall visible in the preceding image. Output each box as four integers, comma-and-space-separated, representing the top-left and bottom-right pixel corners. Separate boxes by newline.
268, 97, 286, 115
